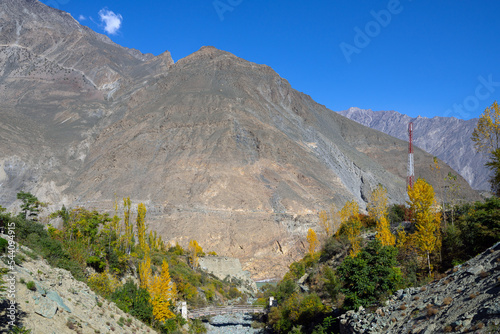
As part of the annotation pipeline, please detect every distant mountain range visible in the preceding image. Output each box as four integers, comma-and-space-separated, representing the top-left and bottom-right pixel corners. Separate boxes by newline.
338, 108, 490, 191
0, 0, 480, 278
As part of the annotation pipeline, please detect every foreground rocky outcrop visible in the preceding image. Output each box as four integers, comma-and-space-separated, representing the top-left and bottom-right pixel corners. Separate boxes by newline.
339, 242, 500, 334
0, 242, 151, 334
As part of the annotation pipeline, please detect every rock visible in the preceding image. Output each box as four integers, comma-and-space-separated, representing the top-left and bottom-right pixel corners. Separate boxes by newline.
46, 290, 71, 313
466, 265, 484, 275
34, 297, 58, 319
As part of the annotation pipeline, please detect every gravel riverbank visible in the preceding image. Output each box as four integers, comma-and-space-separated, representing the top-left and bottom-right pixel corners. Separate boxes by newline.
203, 313, 265, 334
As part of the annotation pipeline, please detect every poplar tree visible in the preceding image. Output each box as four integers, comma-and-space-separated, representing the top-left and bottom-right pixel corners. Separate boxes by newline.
367, 185, 395, 246
188, 240, 203, 268
339, 200, 362, 256
136, 203, 149, 254
472, 101, 500, 193
407, 178, 441, 276
306, 228, 319, 254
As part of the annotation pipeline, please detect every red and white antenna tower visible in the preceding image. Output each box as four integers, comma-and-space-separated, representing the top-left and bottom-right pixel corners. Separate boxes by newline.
407, 122, 414, 190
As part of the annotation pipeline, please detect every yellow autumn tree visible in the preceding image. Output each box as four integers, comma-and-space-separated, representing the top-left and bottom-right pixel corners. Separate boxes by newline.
188, 240, 203, 268
367, 185, 395, 246
472, 101, 500, 195
472, 101, 500, 153
138, 254, 152, 290
318, 204, 341, 239
150, 259, 176, 323
339, 200, 362, 256
306, 228, 319, 254
407, 178, 441, 276
136, 203, 149, 255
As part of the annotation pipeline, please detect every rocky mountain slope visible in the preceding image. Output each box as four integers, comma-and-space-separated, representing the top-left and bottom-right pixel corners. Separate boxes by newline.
338, 107, 489, 191
339, 241, 500, 334
0, 0, 480, 279
0, 243, 149, 334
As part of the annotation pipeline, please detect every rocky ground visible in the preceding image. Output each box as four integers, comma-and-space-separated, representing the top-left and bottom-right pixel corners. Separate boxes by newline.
339, 242, 500, 334
0, 243, 152, 334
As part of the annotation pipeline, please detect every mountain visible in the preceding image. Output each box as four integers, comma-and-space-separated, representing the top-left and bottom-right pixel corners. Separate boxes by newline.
338, 107, 490, 191
0, 0, 479, 279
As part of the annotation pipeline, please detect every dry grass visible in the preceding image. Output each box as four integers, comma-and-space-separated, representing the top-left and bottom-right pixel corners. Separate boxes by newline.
480, 270, 489, 278
399, 304, 407, 310
413, 296, 420, 301
427, 307, 438, 317
469, 293, 477, 299
442, 297, 453, 305
420, 286, 427, 291
444, 325, 453, 332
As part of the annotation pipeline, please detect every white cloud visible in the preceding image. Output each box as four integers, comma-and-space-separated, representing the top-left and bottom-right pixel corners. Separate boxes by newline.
98, 9, 123, 35
78, 15, 86, 21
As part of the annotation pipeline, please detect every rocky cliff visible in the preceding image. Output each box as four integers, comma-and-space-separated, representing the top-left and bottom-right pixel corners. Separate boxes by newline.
338, 107, 489, 191
0, 0, 480, 279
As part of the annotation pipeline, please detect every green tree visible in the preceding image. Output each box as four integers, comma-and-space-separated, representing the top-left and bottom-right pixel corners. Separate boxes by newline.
17, 191, 42, 220
337, 239, 402, 310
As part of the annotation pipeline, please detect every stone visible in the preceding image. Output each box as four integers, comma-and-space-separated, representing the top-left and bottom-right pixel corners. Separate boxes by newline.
46, 290, 72, 313
466, 265, 484, 275
34, 297, 58, 319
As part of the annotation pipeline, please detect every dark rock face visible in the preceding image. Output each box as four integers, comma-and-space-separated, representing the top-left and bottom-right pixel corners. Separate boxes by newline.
0, 1, 479, 278
338, 107, 490, 191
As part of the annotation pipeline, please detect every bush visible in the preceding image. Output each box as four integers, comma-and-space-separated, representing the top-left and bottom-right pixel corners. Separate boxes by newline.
111, 280, 153, 324
26, 281, 36, 291
0, 237, 7, 253
337, 239, 403, 310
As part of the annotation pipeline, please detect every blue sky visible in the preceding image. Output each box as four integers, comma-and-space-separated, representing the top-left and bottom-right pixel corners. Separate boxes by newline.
40, 0, 500, 120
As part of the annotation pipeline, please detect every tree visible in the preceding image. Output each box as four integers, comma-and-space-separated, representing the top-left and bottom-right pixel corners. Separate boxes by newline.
17, 191, 42, 220
188, 240, 203, 268
306, 228, 318, 254
407, 178, 441, 276
318, 204, 341, 239
486, 149, 500, 197
337, 239, 402, 310
444, 172, 462, 225
149, 259, 177, 323
367, 185, 395, 246
139, 254, 152, 290
122, 197, 134, 254
472, 101, 500, 153
339, 200, 362, 256
472, 101, 500, 193
136, 203, 149, 255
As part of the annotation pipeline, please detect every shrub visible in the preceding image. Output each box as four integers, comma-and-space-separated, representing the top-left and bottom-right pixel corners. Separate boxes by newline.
337, 239, 403, 310
0, 237, 8, 253
88, 270, 121, 298
26, 281, 36, 291
442, 297, 452, 305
